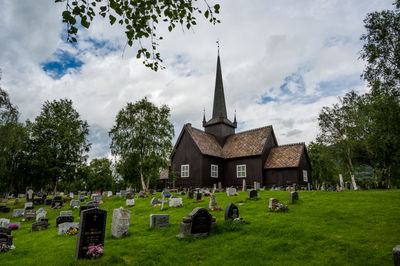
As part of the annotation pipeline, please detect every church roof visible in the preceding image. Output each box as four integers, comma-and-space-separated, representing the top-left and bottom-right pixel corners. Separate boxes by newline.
264, 143, 305, 169
159, 168, 169, 179
223, 126, 272, 158
185, 125, 272, 159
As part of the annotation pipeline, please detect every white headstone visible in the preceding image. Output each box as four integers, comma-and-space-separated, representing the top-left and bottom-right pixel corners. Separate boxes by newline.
0, 218, 10, 228
69, 192, 74, 198
58, 222, 79, 235
70, 200, 80, 209
24, 202, 33, 209
126, 199, 135, 206
36, 208, 47, 221
169, 197, 183, 207
12, 209, 24, 218
226, 187, 237, 196
111, 207, 131, 238
60, 210, 72, 217
107, 191, 113, 197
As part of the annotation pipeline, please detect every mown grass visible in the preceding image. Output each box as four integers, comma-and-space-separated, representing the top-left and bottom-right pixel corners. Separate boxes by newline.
1, 190, 399, 265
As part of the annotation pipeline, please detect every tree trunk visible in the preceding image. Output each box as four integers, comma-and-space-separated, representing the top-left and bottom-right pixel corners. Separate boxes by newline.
53, 178, 58, 196
145, 173, 150, 192
339, 174, 344, 191
346, 147, 358, 190
140, 167, 147, 191
373, 169, 378, 188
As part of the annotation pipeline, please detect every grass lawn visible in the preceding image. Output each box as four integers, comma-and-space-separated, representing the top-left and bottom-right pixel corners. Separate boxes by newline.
1, 190, 399, 265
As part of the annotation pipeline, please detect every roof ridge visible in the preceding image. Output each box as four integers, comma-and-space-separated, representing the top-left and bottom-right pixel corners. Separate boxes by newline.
277, 142, 305, 147
235, 125, 272, 135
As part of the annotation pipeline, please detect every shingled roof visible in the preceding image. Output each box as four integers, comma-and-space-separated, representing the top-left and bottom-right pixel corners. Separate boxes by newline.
159, 168, 169, 179
264, 143, 305, 169
186, 125, 223, 157
223, 126, 272, 158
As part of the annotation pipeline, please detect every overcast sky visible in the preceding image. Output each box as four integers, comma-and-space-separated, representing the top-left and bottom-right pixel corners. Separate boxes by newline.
0, 0, 395, 159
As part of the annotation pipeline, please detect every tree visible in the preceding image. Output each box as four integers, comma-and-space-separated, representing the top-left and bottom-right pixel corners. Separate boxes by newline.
0, 79, 28, 199
56, 0, 221, 71
28, 99, 90, 194
109, 97, 174, 191
86, 158, 114, 192
317, 91, 363, 190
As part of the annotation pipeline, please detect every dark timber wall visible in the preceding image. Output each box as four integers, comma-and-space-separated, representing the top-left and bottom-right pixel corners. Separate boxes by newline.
224, 156, 263, 188
202, 155, 224, 188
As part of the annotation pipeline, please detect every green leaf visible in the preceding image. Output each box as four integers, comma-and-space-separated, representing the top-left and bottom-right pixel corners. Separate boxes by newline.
205, 10, 209, 19
109, 15, 116, 25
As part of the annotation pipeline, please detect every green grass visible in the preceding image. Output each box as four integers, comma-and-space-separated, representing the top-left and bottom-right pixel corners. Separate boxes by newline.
1, 190, 400, 265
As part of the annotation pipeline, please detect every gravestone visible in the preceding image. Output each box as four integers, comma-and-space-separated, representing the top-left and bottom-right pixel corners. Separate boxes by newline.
225, 203, 239, 220
169, 197, 183, 207
187, 191, 194, 199
60, 210, 73, 216
111, 207, 131, 238
56, 215, 74, 227
54, 196, 62, 201
79, 205, 96, 216
107, 191, 113, 197
218, 182, 222, 192
161, 189, 171, 198
226, 187, 237, 196
0, 232, 13, 246
254, 182, 260, 191
18, 193, 25, 198
248, 189, 258, 199
120, 190, 127, 198
14, 199, 19, 205
63, 197, 72, 203
242, 179, 246, 191
86, 201, 99, 207
24, 202, 33, 209
70, 200, 81, 209
36, 208, 47, 221
150, 197, 161, 206
307, 183, 312, 191
31, 220, 49, 231
78, 193, 85, 201
92, 195, 102, 202
70, 192, 74, 198
75, 208, 107, 260
195, 191, 202, 201
209, 194, 220, 210
58, 222, 79, 235
12, 209, 24, 218
269, 198, 279, 210
177, 207, 216, 238
289, 191, 299, 204
24, 209, 36, 220
51, 199, 63, 208
150, 214, 170, 228
45, 199, 53, 205
26, 189, 34, 202
1, 207, 10, 213
0, 218, 10, 229
126, 199, 135, 207
138, 191, 147, 198
33, 198, 44, 205
0, 227, 11, 235
394, 245, 400, 266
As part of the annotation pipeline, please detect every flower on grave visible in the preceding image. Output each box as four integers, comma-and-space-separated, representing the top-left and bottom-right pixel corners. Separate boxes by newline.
86, 244, 103, 258
199, 199, 204, 202
64, 227, 79, 236
0, 243, 11, 253
8, 224, 19, 230
99, 200, 103, 204
234, 193, 238, 196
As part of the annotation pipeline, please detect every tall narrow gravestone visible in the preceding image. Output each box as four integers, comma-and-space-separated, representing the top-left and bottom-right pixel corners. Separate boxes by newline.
394, 245, 400, 266
75, 208, 107, 260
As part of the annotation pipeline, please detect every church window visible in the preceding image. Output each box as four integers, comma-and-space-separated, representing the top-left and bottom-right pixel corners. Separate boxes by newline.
303, 170, 308, 182
181, 164, 189, 177
211, 164, 218, 178
237, 164, 246, 178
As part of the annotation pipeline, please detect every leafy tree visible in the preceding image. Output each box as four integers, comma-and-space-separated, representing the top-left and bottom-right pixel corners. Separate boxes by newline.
0, 81, 28, 199
56, 0, 221, 71
28, 99, 90, 195
110, 97, 174, 191
86, 158, 114, 192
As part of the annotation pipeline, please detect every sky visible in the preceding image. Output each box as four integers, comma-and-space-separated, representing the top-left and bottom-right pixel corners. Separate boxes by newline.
0, 0, 395, 160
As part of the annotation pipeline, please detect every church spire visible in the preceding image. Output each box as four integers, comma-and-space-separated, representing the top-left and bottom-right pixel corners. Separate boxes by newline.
212, 52, 227, 119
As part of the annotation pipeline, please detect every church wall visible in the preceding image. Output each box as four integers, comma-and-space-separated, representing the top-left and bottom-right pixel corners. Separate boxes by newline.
297, 152, 312, 185
223, 156, 263, 188
201, 155, 224, 188
171, 130, 204, 188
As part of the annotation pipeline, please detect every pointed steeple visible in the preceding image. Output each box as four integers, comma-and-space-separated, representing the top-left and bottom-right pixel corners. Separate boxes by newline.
202, 107, 206, 126
212, 54, 227, 119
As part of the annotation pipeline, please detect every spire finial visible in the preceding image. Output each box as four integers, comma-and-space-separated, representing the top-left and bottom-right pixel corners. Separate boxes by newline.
202, 107, 206, 125
234, 109, 237, 124
216, 40, 220, 55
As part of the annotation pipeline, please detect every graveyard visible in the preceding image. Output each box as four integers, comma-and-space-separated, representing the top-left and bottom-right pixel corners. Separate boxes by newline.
0, 189, 399, 265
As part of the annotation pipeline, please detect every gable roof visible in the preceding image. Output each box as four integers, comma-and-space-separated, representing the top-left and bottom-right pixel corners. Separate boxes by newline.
264, 143, 305, 169
223, 126, 273, 158
186, 125, 223, 157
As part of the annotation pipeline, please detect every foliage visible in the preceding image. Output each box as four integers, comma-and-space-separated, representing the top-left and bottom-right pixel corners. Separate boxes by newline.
110, 97, 174, 191
56, 0, 221, 71
27, 99, 90, 194
85, 158, 114, 192
64, 227, 78, 236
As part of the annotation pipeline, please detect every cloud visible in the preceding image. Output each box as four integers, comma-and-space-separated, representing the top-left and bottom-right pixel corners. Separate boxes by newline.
0, 0, 395, 160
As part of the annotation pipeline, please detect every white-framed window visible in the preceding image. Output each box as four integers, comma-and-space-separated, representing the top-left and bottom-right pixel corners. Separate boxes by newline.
236, 164, 246, 178
303, 170, 308, 182
211, 164, 218, 178
181, 164, 189, 177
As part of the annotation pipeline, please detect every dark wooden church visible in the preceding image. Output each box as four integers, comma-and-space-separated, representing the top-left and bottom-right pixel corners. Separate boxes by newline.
163, 54, 312, 189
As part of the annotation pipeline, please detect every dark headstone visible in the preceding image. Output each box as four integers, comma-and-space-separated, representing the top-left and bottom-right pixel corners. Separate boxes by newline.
225, 203, 239, 220
1, 207, 10, 213
195, 192, 202, 201
247, 189, 258, 199
33, 198, 44, 205
177, 207, 215, 238
54, 196, 62, 201
24, 209, 36, 220
63, 197, 72, 203
45, 199, 52, 205
0, 232, 13, 246
290, 191, 299, 204
394, 245, 400, 266
79, 205, 96, 216
56, 216, 74, 227
31, 220, 49, 231
51, 200, 63, 208
0, 227, 11, 235
187, 191, 194, 199
75, 208, 107, 260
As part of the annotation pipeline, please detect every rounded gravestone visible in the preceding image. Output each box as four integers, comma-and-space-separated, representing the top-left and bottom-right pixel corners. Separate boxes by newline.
224, 203, 239, 220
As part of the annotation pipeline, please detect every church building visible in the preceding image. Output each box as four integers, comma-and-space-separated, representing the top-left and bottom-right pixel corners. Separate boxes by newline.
165, 54, 312, 189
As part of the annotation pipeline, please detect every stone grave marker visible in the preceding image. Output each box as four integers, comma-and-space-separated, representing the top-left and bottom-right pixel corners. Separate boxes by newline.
45, 199, 53, 205
86, 201, 99, 207
225, 203, 239, 220
78, 193, 85, 201
195, 191, 202, 201
58, 222, 79, 235
51, 199, 63, 208
126, 199, 135, 207
24, 209, 36, 221
247, 189, 258, 199
209, 194, 218, 210
226, 187, 237, 196
26, 189, 34, 202
161, 189, 171, 198
79, 205, 96, 216
254, 182, 260, 190
111, 207, 131, 238
150, 214, 169, 228
18, 193, 25, 198
169, 197, 183, 207
60, 210, 73, 216
307, 183, 312, 191
63, 197, 72, 203
187, 190, 194, 199
70, 192, 74, 198
0, 227, 12, 235
120, 190, 127, 198
150, 197, 161, 206
107, 191, 113, 197
36, 208, 47, 221
33, 198, 44, 205
1, 206, 10, 213
289, 191, 299, 204
31, 220, 49, 231
218, 182, 222, 192
56, 215, 74, 227
24, 202, 33, 209
70, 200, 81, 209
75, 208, 107, 260
0, 218, 10, 229
0, 231, 13, 246
242, 179, 246, 191
92, 195, 102, 202
12, 209, 24, 218
177, 207, 216, 238
394, 245, 400, 266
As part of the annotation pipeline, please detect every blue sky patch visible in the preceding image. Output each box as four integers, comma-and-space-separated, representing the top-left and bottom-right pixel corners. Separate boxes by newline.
42, 50, 84, 79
